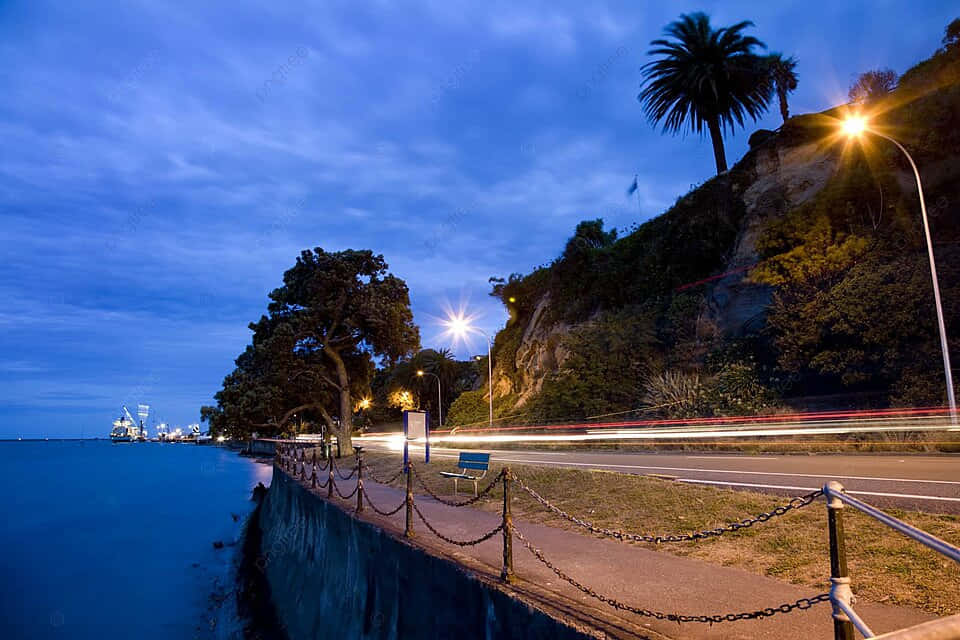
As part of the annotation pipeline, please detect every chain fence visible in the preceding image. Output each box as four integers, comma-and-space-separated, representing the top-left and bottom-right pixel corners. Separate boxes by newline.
363, 490, 406, 516
514, 475, 823, 543
269, 440, 959, 638
513, 527, 831, 623
412, 500, 505, 546
331, 455, 357, 481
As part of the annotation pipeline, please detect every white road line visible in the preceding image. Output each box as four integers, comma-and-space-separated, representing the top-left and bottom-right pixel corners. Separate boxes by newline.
686, 456, 778, 460
425, 452, 960, 486
677, 479, 960, 503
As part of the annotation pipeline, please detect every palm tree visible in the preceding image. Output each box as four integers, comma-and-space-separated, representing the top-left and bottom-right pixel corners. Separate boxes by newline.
638, 12, 772, 174
766, 53, 798, 123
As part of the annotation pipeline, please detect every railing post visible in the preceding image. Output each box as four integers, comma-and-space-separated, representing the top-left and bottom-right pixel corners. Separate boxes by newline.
826, 481, 856, 640
327, 449, 335, 499
501, 467, 514, 583
356, 447, 364, 513
405, 463, 414, 538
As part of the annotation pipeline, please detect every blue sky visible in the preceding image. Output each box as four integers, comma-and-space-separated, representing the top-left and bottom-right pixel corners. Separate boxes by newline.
1, 1, 954, 437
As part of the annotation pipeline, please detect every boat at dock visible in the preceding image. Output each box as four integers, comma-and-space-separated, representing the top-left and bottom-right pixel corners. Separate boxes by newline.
109, 406, 148, 442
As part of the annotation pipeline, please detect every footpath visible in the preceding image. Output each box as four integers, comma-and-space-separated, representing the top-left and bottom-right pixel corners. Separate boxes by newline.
281, 451, 935, 640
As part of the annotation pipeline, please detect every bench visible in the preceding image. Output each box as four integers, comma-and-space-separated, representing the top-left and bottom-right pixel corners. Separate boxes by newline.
439, 452, 491, 496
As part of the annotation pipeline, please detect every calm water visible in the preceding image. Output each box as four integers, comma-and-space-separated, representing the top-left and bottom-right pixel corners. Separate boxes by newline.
0, 440, 272, 640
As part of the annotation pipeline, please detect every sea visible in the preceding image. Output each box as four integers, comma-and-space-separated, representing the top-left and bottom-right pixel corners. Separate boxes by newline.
0, 439, 272, 640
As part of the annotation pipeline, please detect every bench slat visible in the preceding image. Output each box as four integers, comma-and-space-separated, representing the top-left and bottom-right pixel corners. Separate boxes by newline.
458, 452, 491, 463
459, 461, 489, 470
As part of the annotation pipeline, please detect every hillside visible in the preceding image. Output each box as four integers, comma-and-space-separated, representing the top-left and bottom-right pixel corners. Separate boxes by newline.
449, 40, 960, 426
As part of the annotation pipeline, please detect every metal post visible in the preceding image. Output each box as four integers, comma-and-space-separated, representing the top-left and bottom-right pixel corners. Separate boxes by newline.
875, 133, 956, 424
501, 467, 514, 583
356, 448, 364, 513
327, 450, 334, 499
405, 463, 414, 538
826, 481, 855, 640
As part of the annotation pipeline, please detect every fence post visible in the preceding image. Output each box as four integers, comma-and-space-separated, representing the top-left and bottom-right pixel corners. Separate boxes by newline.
826, 481, 855, 640
501, 467, 514, 583
327, 449, 335, 499
356, 447, 364, 513
405, 463, 414, 538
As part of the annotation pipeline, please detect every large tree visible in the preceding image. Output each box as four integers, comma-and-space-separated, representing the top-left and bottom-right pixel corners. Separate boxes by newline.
209, 248, 419, 452
638, 12, 772, 174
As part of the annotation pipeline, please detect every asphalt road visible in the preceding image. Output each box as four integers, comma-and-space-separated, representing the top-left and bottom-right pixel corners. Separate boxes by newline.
419, 447, 960, 513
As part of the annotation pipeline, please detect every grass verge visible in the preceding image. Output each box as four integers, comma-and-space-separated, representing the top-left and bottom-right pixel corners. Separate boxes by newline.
359, 449, 960, 616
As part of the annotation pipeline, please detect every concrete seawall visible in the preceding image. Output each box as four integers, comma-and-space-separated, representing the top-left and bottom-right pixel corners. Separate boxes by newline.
256, 468, 594, 640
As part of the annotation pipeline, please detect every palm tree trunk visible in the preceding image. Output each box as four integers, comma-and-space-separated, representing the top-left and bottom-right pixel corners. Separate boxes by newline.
778, 90, 789, 123
707, 116, 727, 174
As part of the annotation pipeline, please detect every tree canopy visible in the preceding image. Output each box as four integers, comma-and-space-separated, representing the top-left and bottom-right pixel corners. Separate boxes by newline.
639, 12, 772, 173
204, 248, 419, 450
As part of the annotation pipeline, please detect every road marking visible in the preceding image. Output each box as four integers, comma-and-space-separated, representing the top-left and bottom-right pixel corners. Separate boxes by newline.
687, 456, 777, 460
425, 452, 960, 486
677, 479, 960, 503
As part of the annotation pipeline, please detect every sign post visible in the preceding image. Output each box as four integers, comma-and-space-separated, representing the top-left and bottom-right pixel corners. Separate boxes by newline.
403, 410, 430, 471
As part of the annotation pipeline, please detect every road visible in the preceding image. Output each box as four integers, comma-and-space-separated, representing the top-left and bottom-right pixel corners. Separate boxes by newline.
417, 447, 960, 513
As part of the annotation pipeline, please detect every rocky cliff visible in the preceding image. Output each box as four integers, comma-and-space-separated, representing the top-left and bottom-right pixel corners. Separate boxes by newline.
476, 53, 960, 420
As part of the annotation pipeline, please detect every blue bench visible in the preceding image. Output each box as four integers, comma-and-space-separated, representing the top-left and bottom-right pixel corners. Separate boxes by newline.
439, 452, 491, 496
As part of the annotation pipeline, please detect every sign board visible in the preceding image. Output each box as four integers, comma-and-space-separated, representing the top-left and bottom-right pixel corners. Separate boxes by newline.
403, 410, 430, 469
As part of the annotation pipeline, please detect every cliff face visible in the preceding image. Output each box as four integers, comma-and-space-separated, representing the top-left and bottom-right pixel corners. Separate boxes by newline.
493, 132, 841, 407
711, 140, 840, 335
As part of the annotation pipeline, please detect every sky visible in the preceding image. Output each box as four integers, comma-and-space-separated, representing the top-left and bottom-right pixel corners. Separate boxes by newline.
1, 1, 955, 437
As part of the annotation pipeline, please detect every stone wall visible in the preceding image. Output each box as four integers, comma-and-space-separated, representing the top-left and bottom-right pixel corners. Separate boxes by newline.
256, 470, 593, 640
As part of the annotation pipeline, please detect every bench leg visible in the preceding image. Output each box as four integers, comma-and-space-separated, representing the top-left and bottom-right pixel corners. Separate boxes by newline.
453, 477, 458, 496
474, 479, 478, 497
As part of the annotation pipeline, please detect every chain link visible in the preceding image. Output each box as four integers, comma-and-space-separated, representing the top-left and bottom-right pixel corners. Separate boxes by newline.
331, 456, 358, 481
332, 477, 359, 500
363, 491, 407, 516
410, 464, 504, 507
514, 527, 829, 623
363, 464, 404, 486
412, 501, 504, 546
515, 476, 822, 543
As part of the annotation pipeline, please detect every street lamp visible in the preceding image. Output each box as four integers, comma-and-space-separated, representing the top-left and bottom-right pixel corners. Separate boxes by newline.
416, 370, 443, 427
444, 313, 494, 427
842, 115, 957, 423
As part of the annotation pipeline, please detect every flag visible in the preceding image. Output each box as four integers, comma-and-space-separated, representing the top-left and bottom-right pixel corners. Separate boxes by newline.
626, 174, 638, 196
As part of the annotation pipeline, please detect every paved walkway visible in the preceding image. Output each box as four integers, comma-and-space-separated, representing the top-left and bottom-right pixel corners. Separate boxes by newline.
290, 461, 935, 640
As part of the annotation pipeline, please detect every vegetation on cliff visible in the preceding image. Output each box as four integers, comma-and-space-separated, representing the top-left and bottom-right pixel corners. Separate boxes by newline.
462, 18, 960, 426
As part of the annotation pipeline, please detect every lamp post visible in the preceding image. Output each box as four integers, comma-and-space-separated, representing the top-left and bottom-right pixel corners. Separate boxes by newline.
416, 370, 443, 427
842, 116, 957, 423
444, 313, 494, 427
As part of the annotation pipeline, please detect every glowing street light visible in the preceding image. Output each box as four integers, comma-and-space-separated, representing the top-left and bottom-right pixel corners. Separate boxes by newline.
842, 115, 956, 423
443, 312, 494, 427
417, 370, 443, 427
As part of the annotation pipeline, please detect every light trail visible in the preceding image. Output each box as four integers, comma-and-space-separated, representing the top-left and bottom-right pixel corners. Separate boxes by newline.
677, 479, 960, 504
357, 421, 956, 448
356, 407, 958, 449
370, 406, 954, 438
416, 452, 960, 486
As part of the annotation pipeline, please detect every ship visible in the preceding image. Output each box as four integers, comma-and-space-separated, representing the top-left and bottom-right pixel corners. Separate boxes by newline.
109, 405, 149, 442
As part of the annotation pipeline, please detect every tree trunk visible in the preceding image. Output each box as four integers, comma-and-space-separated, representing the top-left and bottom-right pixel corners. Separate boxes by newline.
778, 90, 789, 123
707, 116, 727, 174
324, 347, 354, 456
